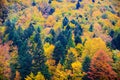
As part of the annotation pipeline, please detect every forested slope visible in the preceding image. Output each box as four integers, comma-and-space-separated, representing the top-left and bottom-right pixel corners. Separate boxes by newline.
0, 0, 120, 80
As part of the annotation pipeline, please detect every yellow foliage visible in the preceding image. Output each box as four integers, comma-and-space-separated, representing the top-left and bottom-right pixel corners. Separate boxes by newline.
46, 59, 56, 74
82, 38, 110, 59
25, 72, 45, 80
45, 16, 56, 27
68, 48, 78, 58
0, 26, 6, 35
44, 43, 55, 58
71, 61, 82, 70
71, 61, 85, 80
35, 72, 45, 80
52, 63, 68, 80
116, 19, 120, 27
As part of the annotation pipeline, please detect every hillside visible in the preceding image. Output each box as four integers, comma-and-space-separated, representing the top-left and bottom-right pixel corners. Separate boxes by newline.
0, 0, 120, 80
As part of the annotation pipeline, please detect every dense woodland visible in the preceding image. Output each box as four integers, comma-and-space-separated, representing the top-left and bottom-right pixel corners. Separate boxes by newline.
0, 0, 120, 80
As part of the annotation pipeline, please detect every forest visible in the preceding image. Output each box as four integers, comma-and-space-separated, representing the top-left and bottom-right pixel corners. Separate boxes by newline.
0, 0, 120, 80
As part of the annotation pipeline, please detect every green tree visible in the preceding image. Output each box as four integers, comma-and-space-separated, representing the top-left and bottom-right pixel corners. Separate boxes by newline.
62, 17, 69, 27
32, 32, 51, 79
89, 24, 93, 32
53, 41, 66, 65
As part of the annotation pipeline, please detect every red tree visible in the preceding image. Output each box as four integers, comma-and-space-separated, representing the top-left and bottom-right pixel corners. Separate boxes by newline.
0, 40, 11, 79
88, 50, 117, 80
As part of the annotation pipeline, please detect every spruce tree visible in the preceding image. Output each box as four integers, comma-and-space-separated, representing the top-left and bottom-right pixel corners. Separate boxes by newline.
62, 17, 69, 26
76, 1, 80, 9
33, 31, 51, 79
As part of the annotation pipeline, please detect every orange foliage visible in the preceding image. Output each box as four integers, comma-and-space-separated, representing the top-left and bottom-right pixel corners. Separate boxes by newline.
88, 50, 117, 80
0, 40, 11, 79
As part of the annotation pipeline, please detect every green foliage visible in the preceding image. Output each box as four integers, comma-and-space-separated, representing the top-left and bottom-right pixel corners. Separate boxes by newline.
82, 56, 91, 72
89, 24, 93, 32
53, 41, 66, 65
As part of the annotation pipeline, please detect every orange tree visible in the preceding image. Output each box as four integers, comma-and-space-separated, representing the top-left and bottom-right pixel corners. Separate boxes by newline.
88, 50, 117, 80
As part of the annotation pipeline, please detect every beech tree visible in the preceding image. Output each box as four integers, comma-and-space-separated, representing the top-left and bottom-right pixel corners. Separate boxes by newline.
88, 50, 117, 80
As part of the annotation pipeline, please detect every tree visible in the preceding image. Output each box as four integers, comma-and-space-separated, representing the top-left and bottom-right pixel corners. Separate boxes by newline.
23, 23, 34, 39
112, 33, 120, 50
66, 30, 75, 48
14, 71, 21, 80
88, 50, 117, 80
71, 61, 85, 80
62, 17, 69, 26
92, 0, 95, 3
76, 1, 80, 9
32, 32, 51, 79
53, 41, 66, 65
75, 35, 82, 45
82, 56, 91, 72
74, 24, 83, 36
18, 40, 32, 79
64, 52, 76, 69
89, 24, 93, 32
57, 31, 67, 47
82, 38, 109, 58
0, 40, 11, 79
82, 56, 91, 80
25, 72, 45, 80
35, 72, 45, 80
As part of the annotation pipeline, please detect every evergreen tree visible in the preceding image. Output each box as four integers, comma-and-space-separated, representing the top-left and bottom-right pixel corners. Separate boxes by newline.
33, 32, 51, 79
112, 33, 120, 50
92, 0, 95, 3
24, 23, 34, 39
57, 31, 67, 47
66, 30, 75, 48
76, 1, 80, 9
74, 24, 83, 36
82, 56, 91, 72
79, 0, 82, 2
49, 29, 56, 44
89, 24, 93, 32
75, 35, 82, 45
37, 27, 41, 33
53, 41, 66, 65
18, 40, 32, 80
62, 17, 69, 26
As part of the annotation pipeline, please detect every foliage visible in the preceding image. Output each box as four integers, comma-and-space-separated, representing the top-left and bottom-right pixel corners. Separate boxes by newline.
25, 72, 45, 80
88, 50, 117, 80
0, 40, 11, 79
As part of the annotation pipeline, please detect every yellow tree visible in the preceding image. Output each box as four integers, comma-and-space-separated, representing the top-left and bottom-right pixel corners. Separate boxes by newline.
52, 63, 68, 80
82, 38, 111, 59
25, 72, 45, 80
0, 40, 11, 79
71, 61, 85, 80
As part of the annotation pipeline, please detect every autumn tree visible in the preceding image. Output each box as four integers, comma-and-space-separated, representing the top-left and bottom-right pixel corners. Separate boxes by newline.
88, 50, 117, 80
25, 72, 45, 80
0, 40, 11, 79
14, 71, 21, 80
